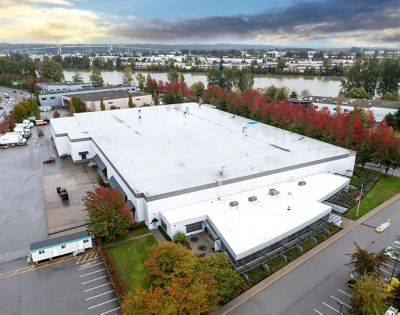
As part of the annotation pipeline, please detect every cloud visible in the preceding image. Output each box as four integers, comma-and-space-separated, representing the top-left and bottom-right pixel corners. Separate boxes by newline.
0, 0, 107, 43
113, 0, 400, 46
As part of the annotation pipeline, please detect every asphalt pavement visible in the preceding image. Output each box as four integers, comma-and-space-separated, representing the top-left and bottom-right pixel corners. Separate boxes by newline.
0, 250, 121, 315
0, 86, 31, 118
0, 123, 85, 263
225, 197, 400, 315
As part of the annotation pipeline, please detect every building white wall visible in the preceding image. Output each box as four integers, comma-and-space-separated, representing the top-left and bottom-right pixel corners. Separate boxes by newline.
70, 140, 95, 161
30, 238, 92, 263
145, 154, 356, 228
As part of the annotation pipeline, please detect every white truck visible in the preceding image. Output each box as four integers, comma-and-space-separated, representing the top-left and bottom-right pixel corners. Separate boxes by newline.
0, 132, 27, 147
14, 126, 30, 138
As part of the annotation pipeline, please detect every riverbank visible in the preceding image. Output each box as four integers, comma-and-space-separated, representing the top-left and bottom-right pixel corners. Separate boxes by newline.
63, 70, 342, 97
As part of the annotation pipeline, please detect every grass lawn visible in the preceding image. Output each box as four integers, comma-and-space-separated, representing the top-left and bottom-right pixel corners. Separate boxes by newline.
345, 174, 400, 220
108, 234, 157, 291
110, 226, 150, 244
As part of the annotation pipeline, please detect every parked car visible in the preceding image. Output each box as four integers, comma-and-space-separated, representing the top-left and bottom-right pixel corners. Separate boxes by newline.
43, 157, 55, 164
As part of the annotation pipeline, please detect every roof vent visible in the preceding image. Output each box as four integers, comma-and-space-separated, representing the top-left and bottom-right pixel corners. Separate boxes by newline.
298, 180, 306, 186
248, 196, 257, 202
229, 201, 239, 207
269, 188, 279, 196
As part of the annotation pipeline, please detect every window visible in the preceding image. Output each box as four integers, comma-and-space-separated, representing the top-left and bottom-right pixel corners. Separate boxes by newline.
41, 97, 47, 101
136, 98, 140, 101
108, 101, 113, 104
314, 105, 318, 109
50, 96, 56, 100
38, 250, 45, 254
160, 219, 167, 231
83, 239, 89, 243
61, 245, 66, 249
186, 222, 202, 233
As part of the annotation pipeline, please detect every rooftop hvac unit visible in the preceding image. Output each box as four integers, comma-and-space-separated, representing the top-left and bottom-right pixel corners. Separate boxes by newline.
269, 188, 280, 196
217, 166, 225, 177
229, 201, 239, 207
248, 196, 257, 202
298, 180, 306, 186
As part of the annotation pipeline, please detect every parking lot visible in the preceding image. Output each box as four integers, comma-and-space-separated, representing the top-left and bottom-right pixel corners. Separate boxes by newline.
0, 250, 121, 315
313, 257, 399, 315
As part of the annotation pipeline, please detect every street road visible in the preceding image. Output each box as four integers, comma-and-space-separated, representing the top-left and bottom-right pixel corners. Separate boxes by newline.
228, 198, 400, 315
0, 86, 30, 118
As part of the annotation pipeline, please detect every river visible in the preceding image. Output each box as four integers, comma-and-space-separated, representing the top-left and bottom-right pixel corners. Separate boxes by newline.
64, 70, 342, 97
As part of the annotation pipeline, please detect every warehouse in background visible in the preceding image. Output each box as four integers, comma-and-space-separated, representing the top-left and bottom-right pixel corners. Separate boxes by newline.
50, 103, 355, 270
62, 90, 152, 111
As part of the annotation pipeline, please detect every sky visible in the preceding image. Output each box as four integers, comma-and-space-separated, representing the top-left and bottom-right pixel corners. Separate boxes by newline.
0, 0, 399, 47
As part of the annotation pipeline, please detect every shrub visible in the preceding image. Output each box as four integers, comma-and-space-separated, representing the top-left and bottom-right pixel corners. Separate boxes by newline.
267, 255, 288, 273
247, 266, 271, 285
98, 245, 126, 301
52, 110, 60, 118
173, 231, 188, 246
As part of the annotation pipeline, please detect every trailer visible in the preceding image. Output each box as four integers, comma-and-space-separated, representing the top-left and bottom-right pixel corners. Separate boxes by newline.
27, 231, 93, 264
0, 132, 27, 147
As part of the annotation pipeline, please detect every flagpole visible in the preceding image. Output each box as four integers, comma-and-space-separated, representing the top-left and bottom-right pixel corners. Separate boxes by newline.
356, 184, 363, 217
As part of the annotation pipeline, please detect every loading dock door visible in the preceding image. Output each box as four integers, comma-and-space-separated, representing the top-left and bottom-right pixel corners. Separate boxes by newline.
79, 151, 89, 160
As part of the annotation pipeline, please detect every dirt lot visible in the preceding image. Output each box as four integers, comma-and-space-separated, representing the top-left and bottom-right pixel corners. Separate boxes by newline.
42, 166, 100, 234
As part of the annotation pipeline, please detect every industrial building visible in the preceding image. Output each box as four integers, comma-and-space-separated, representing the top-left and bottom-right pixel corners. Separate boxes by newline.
38, 84, 138, 108
289, 96, 400, 122
50, 103, 355, 270
62, 90, 152, 111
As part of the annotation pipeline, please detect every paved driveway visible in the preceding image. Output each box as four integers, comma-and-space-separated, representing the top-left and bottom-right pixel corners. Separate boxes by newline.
227, 198, 400, 315
0, 250, 121, 315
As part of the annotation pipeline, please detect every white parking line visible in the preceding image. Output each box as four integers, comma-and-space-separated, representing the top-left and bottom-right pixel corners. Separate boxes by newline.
337, 288, 351, 297
101, 307, 121, 315
80, 268, 106, 277
85, 290, 114, 300
84, 282, 112, 292
330, 295, 352, 309
314, 309, 324, 315
78, 262, 103, 271
88, 298, 118, 310
77, 255, 100, 265
82, 275, 108, 285
322, 302, 340, 314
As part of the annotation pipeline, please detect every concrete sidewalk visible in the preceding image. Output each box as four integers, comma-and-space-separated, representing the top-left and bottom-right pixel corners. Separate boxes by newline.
213, 193, 400, 315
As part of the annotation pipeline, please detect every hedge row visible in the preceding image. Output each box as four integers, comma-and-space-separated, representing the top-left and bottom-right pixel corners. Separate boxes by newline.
98, 245, 126, 302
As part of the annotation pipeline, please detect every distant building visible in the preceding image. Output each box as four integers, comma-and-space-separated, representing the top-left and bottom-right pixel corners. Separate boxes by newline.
62, 90, 152, 111
38, 84, 137, 108
289, 96, 400, 122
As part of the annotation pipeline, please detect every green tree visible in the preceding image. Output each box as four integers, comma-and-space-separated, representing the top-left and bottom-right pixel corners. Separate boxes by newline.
128, 92, 134, 108
72, 72, 83, 83
349, 273, 392, 315
237, 68, 254, 92
191, 81, 205, 97
153, 90, 160, 105
172, 231, 187, 246
136, 73, 145, 91
12, 99, 40, 122
167, 69, 184, 83
382, 92, 398, 101
100, 95, 105, 111
345, 87, 370, 99
300, 89, 311, 97
123, 66, 134, 86
290, 90, 298, 98
83, 187, 131, 241
347, 243, 388, 278
39, 58, 64, 82
90, 66, 104, 87
378, 58, 400, 96
70, 97, 86, 113
200, 253, 244, 303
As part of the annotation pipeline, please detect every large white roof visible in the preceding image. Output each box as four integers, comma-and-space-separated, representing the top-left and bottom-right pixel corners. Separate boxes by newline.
51, 103, 353, 198
161, 173, 350, 260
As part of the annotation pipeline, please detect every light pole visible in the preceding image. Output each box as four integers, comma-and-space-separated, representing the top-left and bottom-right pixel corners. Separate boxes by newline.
337, 302, 344, 315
